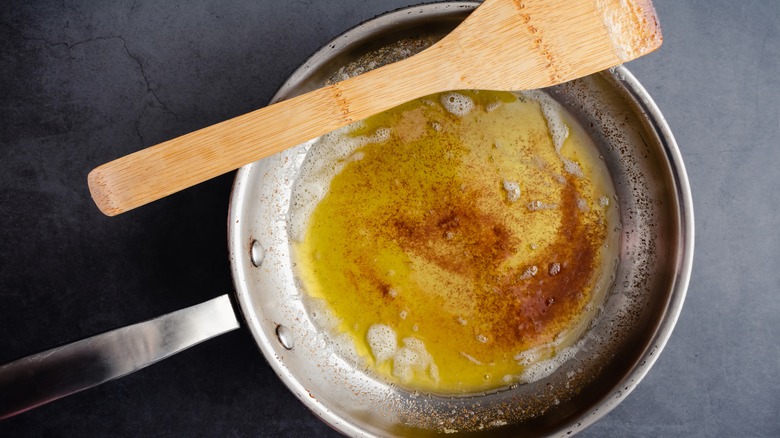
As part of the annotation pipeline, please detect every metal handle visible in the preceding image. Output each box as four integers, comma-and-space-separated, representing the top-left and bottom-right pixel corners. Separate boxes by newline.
0, 294, 240, 419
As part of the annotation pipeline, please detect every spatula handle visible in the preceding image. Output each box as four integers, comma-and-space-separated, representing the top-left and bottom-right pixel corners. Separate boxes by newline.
87, 54, 444, 216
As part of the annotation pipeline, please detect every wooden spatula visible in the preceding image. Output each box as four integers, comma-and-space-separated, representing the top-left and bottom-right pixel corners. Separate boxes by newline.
88, 0, 661, 216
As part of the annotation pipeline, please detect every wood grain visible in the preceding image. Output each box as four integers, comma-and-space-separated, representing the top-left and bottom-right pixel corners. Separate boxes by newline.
88, 0, 661, 216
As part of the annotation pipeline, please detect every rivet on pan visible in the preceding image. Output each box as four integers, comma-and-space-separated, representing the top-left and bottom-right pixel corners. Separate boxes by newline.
250, 240, 265, 267
276, 324, 294, 350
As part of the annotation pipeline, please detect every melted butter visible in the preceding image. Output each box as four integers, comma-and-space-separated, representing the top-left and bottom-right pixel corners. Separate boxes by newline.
291, 90, 619, 394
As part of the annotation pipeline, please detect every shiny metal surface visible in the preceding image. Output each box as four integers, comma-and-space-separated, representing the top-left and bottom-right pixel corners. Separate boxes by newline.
0, 295, 239, 420
228, 2, 693, 437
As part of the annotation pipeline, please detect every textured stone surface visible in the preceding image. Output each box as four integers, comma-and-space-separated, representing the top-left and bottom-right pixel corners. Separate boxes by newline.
0, 0, 778, 436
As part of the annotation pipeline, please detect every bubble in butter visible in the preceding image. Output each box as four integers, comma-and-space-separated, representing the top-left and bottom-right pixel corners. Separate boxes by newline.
289, 90, 620, 394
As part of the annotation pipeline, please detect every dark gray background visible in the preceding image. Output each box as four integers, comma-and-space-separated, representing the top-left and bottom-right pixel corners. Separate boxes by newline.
1, 0, 778, 436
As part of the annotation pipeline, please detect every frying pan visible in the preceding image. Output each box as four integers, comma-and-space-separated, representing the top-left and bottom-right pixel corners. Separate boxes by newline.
0, 3, 693, 436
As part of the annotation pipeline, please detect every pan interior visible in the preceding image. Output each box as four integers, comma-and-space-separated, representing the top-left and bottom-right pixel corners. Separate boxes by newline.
228, 2, 691, 437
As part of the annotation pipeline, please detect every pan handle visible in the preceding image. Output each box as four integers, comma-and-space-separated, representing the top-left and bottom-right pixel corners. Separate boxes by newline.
0, 294, 240, 420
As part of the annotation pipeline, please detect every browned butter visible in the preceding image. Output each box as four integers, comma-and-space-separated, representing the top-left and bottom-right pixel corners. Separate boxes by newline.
290, 90, 619, 394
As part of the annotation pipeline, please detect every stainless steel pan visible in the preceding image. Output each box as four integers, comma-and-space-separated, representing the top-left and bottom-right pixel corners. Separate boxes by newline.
0, 3, 693, 436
